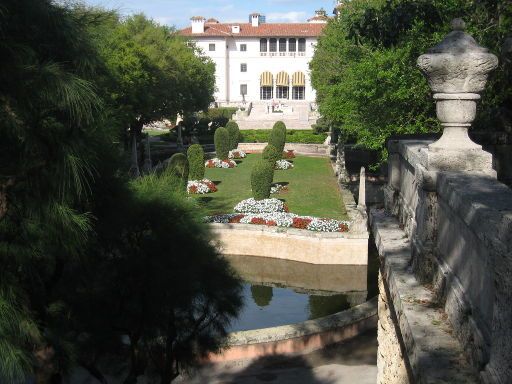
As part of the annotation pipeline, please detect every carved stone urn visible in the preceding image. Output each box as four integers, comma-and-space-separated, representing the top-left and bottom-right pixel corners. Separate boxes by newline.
417, 19, 498, 173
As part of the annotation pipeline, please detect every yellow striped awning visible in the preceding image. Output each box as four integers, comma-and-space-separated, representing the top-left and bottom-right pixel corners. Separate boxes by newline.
276, 71, 290, 86
292, 71, 305, 87
260, 71, 273, 87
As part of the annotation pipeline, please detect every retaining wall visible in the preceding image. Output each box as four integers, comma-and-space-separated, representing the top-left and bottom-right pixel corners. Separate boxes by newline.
206, 298, 377, 363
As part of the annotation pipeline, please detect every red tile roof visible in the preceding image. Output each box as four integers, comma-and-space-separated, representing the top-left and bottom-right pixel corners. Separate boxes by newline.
179, 23, 326, 38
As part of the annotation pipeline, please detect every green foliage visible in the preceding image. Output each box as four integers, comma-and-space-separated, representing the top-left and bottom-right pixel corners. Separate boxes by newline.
251, 285, 273, 307
214, 127, 230, 160
187, 144, 205, 180
311, 0, 512, 163
251, 160, 274, 200
268, 123, 286, 155
226, 121, 240, 150
241, 129, 327, 144
262, 144, 280, 166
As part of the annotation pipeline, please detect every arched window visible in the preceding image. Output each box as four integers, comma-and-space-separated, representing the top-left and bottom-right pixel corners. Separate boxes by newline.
269, 38, 277, 52
279, 38, 287, 52
289, 38, 296, 52
298, 38, 306, 52
260, 38, 267, 52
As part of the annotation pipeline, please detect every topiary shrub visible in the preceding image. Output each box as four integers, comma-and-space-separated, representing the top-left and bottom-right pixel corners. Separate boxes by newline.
166, 153, 189, 191
226, 120, 240, 150
214, 127, 230, 160
262, 144, 280, 166
269, 121, 286, 155
251, 160, 274, 200
187, 144, 205, 180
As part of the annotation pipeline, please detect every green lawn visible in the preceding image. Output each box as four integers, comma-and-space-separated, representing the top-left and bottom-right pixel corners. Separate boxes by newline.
193, 155, 348, 220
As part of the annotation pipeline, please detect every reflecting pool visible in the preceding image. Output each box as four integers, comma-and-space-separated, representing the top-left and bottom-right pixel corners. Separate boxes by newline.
226, 248, 379, 332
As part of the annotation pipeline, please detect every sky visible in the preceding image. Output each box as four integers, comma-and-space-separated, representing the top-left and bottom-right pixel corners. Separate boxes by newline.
81, 0, 339, 29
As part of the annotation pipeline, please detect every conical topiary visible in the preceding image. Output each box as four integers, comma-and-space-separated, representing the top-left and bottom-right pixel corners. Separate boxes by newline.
187, 144, 205, 180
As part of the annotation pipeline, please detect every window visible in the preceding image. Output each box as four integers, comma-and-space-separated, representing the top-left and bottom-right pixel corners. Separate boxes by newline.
209, 43, 216, 51
276, 86, 289, 99
260, 38, 267, 52
240, 63, 247, 72
240, 84, 247, 96
292, 86, 305, 100
279, 38, 286, 52
240, 44, 247, 52
289, 38, 296, 52
260, 86, 273, 100
269, 38, 277, 52
298, 38, 306, 52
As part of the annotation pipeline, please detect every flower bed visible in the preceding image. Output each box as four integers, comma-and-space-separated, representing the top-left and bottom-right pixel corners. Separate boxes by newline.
275, 159, 294, 170
187, 179, 217, 194
283, 150, 296, 159
234, 198, 289, 214
205, 158, 237, 168
205, 212, 350, 233
270, 183, 288, 194
228, 150, 247, 159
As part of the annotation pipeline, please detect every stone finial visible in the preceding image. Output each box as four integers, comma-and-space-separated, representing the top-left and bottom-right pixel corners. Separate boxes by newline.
358, 167, 366, 208
416, 19, 498, 174
417, 18, 498, 93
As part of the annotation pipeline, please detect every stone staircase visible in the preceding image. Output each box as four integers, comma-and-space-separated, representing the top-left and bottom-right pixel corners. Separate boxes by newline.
234, 101, 318, 130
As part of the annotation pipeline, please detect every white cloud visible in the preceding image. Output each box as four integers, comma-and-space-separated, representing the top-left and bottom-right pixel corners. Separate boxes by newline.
266, 11, 307, 23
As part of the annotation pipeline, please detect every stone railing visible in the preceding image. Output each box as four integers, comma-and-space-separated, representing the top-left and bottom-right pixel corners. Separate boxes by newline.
372, 20, 512, 384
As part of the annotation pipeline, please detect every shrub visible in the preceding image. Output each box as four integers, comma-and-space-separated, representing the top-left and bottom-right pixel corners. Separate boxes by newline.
262, 144, 280, 166
187, 144, 205, 180
269, 122, 286, 154
214, 127, 230, 160
166, 153, 189, 190
226, 120, 240, 150
251, 160, 274, 200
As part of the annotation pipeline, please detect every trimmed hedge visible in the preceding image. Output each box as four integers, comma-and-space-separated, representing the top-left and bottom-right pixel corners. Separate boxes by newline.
251, 160, 274, 200
240, 129, 327, 144
268, 122, 286, 155
226, 120, 240, 150
214, 127, 230, 160
167, 153, 189, 190
262, 144, 280, 166
187, 144, 205, 180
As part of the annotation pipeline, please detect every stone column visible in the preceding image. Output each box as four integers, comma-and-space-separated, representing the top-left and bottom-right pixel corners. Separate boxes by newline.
358, 167, 366, 208
142, 134, 152, 174
417, 18, 498, 174
129, 134, 140, 178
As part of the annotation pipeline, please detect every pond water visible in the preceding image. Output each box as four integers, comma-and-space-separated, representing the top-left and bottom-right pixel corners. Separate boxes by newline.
226, 243, 379, 332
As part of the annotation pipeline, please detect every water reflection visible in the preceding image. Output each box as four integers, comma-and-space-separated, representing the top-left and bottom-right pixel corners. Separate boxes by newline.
225, 255, 372, 332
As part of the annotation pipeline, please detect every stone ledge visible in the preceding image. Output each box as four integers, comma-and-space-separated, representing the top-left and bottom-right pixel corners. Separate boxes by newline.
370, 208, 480, 384
206, 298, 377, 363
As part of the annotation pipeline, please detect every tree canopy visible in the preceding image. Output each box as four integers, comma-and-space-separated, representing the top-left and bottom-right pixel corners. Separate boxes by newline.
311, 0, 512, 163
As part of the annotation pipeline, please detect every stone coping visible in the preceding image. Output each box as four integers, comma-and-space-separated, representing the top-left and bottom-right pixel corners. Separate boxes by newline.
226, 297, 377, 347
238, 142, 330, 156
370, 209, 480, 383
209, 222, 367, 239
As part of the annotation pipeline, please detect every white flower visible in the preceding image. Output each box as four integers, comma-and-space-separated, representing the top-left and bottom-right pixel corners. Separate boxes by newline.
234, 198, 287, 214
228, 150, 247, 159
205, 158, 237, 168
187, 179, 217, 194
275, 160, 294, 170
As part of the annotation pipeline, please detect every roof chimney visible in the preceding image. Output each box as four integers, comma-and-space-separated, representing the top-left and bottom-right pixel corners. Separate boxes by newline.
250, 13, 260, 27
231, 25, 240, 34
191, 16, 205, 34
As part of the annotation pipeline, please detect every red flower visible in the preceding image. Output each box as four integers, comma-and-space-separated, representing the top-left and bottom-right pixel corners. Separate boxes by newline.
266, 220, 277, 226
188, 185, 198, 194
229, 214, 245, 224
292, 217, 312, 229
250, 217, 266, 225
284, 204, 290, 213
338, 223, 349, 232
283, 150, 296, 159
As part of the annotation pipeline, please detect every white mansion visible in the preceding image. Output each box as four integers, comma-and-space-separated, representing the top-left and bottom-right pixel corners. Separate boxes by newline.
179, 10, 328, 105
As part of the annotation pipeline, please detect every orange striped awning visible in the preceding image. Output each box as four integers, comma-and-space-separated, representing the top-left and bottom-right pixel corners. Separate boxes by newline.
292, 71, 305, 86
276, 71, 290, 86
260, 71, 273, 87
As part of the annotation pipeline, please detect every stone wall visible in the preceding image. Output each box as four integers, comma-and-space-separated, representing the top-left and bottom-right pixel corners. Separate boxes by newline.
238, 142, 330, 156
373, 138, 512, 384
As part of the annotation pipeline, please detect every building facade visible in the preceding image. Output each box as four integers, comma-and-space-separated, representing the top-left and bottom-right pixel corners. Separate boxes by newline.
179, 11, 327, 105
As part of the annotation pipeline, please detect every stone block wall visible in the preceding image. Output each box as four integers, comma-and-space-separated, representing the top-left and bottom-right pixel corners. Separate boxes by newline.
375, 139, 512, 383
